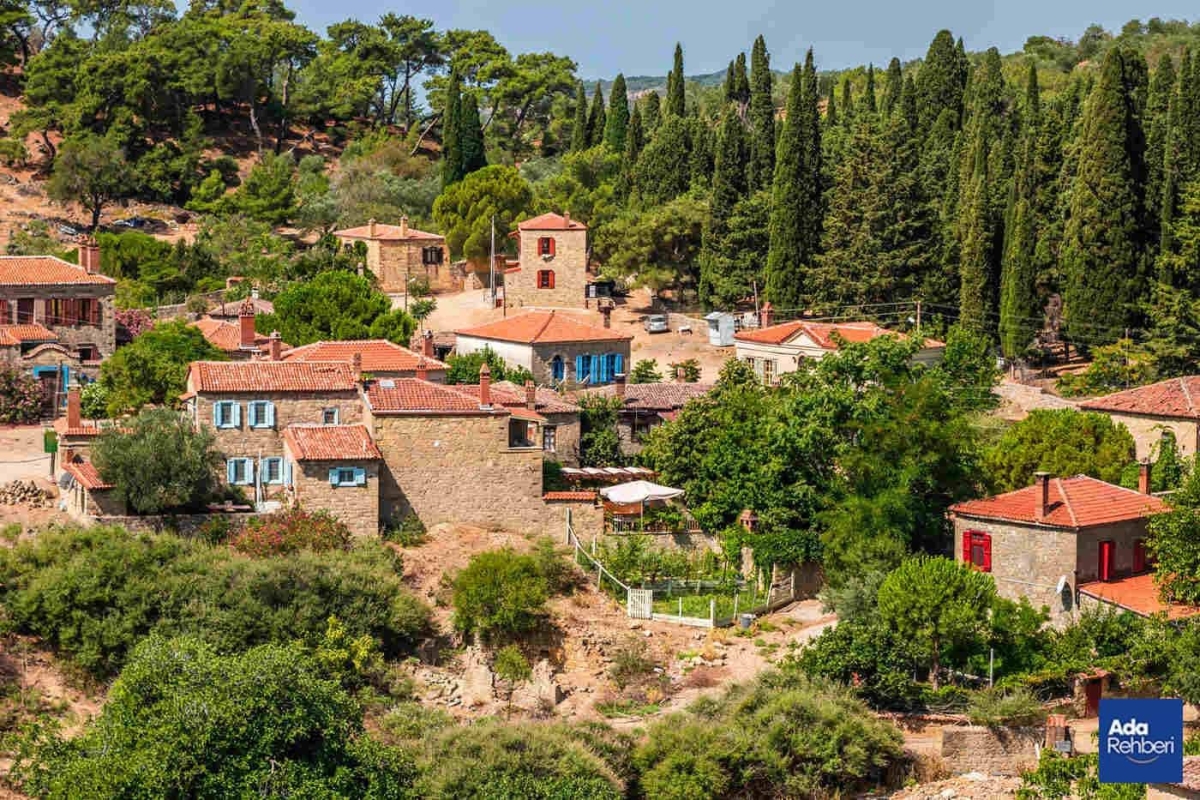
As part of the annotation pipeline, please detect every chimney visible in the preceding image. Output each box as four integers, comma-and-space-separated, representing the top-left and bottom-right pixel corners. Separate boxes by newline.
239, 298, 256, 349
416, 357, 428, 381
479, 362, 491, 407
368, 218, 377, 238
1139, 459, 1153, 495
351, 352, 363, 382
759, 301, 774, 329
399, 215, 409, 239
614, 372, 626, 399
1034, 471, 1051, 520
563, 211, 571, 228
525, 379, 537, 411
422, 329, 435, 358
600, 305, 612, 329
66, 388, 81, 429
78, 237, 100, 274
268, 330, 282, 361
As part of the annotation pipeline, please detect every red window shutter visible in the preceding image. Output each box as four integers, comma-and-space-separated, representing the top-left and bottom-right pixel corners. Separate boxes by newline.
1133, 539, 1146, 573
548, 270, 555, 289
549, 237, 556, 256
1099, 540, 1114, 581
961, 531, 972, 564
981, 533, 992, 573
0, 302, 7, 324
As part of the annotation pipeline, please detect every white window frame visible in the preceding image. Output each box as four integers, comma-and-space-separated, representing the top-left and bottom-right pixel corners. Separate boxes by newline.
321, 407, 340, 425
247, 400, 275, 429
214, 400, 240, 429
227, 457, 253, 485
261, 457, 283, 485
542, 424, 557, 453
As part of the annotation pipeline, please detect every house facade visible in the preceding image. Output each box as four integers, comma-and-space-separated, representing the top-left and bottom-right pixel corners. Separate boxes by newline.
454, 379, 582, 465
949, 471, 1167, 624
281, 336, 447, 381
333, 217, 457, 294
1079, 377, 1200, 460
455, 310, 632, 386
0, 241, 117, 404
581, 376, 713, 456
504, 212, 589, 309
281, 424, 382, 538
190, 301, 285, 361
734, 307, 944, 384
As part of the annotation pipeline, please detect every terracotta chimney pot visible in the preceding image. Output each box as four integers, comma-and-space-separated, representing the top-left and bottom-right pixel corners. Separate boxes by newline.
1034, 471, 1051, 520
614, 372, 627, 399
238, 298, 256, 349
416, 358, 428, 381
368, 218, 377, 238
479, 363, 491, 407
525, 379, 537, 410
268, 331, 282, 362
351, 352, 363, 382
1139, 460, 1153, 496
422, 330, 435, 358
760, 301, 774, 328
66, 388, 81, 428
399, 215, 409, 239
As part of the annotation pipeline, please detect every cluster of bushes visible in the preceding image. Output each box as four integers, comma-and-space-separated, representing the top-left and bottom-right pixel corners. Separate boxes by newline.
0, 526, 431, 678
229, 508, 353, 556
450, 540, 575, 644
0, 366, 43, 424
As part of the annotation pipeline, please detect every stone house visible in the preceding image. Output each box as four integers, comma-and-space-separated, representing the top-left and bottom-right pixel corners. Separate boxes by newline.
1079, 377, 1200, 461
0, 240, 117, 404
182, 360, 363, 504
949, 471, 1167, 624
190, 301, 286, 361
580, 375, 713, 456
62, 459, 125, 519
504, 212, 589, 309
333, 217, 458, 294
453, 379, 582, 465
734, 305, 944, 384
282, 424, 383, 538
455, 310, 632, 386
281, 336, 447, 382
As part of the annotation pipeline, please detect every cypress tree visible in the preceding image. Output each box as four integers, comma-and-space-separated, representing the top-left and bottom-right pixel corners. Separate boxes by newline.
586, 83, 606, 148
958, 131, 996, 330
915, 30, 966, 135
700, 109, 749, 305
634, 117, 691, 205
901, 75, 918, 132
840, 78, 854, 124
864, 64, 877, 115
459, 91, 487, 176
733, 52, 750, 107
615, 103, 644, 202
1062, 46, 1151, 344
748, 35, 775, 191
688, 118, 713, 191
667, 43, 686, 116
605, 74, 630, 152
1145, 54, 1176, 246
642, 91, 661, 135
442, 68, 463, 187
825, 85, 838, 128
723, 60, 736, 103
884, 57, 903, 116
999, 64, 1043, 358
1161, 50, 1200, 259
765, 52, 822, 308
570, 81, 588, 152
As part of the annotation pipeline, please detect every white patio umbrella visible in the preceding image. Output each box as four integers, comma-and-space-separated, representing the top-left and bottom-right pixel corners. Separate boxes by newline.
599, 481, 684, 529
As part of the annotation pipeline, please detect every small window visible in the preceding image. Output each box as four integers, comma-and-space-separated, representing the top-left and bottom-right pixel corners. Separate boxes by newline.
762, 359, 776, 385
329, 467, 366, 487
537, 269, 555, 289
213, 401, 241, 429
247, 400, 275, 429
961, 530, 991, 573
421, 246, 443, 265
322, 408, 340, 425
538, 237, 555, 256
226, 458, 253, 485
551, 356, 565, 382
542, 425, 557, 453
261, 457, 283, 485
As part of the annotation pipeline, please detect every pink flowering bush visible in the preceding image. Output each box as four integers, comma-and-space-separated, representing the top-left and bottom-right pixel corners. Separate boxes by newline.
114, 308, 155, 340
0, 367, 43, 423
230, 508, 352, 557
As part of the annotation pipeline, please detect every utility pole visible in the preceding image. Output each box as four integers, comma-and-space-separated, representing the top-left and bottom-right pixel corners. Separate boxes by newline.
489, 215, 496, 309
915, 300, 922, 338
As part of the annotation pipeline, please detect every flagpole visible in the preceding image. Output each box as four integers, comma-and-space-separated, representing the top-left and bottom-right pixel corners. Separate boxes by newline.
489, 214, 496, 309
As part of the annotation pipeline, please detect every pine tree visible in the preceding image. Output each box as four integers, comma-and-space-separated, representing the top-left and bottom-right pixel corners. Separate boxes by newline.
723, 60, 736, 103
916, 30, 966, 135
765, 52, 822, 308
864, 64, 877, 115
459, 91, 487, 176
642, 92, 661, 135
748, 35, 775, 191
825, 85, 838, 128
586, 83, 607, 148
700, 109, 748, 306
1062, 46, 1151, 344
999, 64, 1043, 358
884, 57, 903, 116
570, 81, 588, 152
605, 74, 630, 152
442, 69, 464, 187
667, 43, 685, 117
634, 117, 691, 205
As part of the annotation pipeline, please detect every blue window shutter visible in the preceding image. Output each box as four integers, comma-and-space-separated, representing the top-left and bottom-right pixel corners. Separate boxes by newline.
214, 402, 223, 428
354, 467, 367, 486
265, 401, 276, 428
242, 459, 253, 484
226, 459, 236, 484
231, 402, 241, 428
575, 355, 584, 381
329, 468, 339, 486
614, 353, 624, 375
591, 354, 601, 383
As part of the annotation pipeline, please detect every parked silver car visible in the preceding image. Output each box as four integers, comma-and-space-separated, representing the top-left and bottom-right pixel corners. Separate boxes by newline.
643, 314, 669, 334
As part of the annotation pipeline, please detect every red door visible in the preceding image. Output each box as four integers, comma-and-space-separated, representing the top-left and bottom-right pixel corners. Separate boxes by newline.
1084, 679, 1103, 717
1099, 540, 1115, 582
1133, 540, 1146, 573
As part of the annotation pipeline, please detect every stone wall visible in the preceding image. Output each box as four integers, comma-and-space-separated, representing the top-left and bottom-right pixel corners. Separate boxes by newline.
1149, 784, 1200, 799
542, 410, 580, 466
0, 288, 117, 359
93, 511, 259, 536
530, 339, 631, 386
291, 458, 379, 538
369, 239, 458, 294
1102, 411, 1200, 461
937, 725, 1041, 776
506, 228, 589, 309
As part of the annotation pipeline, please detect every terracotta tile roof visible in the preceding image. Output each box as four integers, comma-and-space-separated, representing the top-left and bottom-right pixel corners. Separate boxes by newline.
543, 491, 597, 501
734, 319, 944, 350
456, 381, 580, 414
0, 323, 57, 346
517, 212, 587, 231
1079, 377, 1200, 419
190, 317, 280, 353
188, 361, 357, 393
508, 405, 547, 423
456, 311, 631, 344
283, 424, 382, 461
54, 418, 102, 437
1078, 573, 1200, 621
333, 223, 443, 241
950, 475, 1168, 529
582, 382, 713, 411
0, 256, 116, 286
365, 378, 506, 415
64, 460, 113, 490
282, 339, 446, 373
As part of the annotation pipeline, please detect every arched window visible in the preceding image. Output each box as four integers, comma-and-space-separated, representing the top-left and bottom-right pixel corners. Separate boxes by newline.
551, 356, 565, 381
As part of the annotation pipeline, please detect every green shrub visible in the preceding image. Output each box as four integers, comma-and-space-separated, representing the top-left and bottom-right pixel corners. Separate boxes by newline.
0, 366, 42, 424
0, 526, 430, 678
967, 687, 1046, 727
531, 536, 576, 594
608, 639, 657, 690
230, 508, 352, 556
383, 515, 428, 547
78, 382, 109, 420
493, 644, 531, 699
451, 548, 549, 643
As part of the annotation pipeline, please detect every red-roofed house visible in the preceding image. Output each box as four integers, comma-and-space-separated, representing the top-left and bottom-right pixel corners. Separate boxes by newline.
949, 470, 1168, 622
282, 424, 382, 537
455, 310, 632, 386
1079, 377, 1200, 461
504, 212, 590, 309
580, 374, 713, 456
62, 456, 125, 518
0, 240, 117, 405
333, 216, 458, 293
455, 379, 581, 463
281, 338, 447, 381
190, 301, 287, 361
734, 308, 944, 384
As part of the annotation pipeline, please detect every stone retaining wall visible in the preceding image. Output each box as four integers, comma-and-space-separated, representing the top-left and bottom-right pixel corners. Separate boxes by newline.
937, 725, 1041, 776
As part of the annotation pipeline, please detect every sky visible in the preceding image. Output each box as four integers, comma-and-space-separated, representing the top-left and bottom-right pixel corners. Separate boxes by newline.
288, 0, 1198, 80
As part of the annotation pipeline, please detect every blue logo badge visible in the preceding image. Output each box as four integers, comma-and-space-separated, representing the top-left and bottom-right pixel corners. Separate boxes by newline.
1099, 698, 1183, 784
